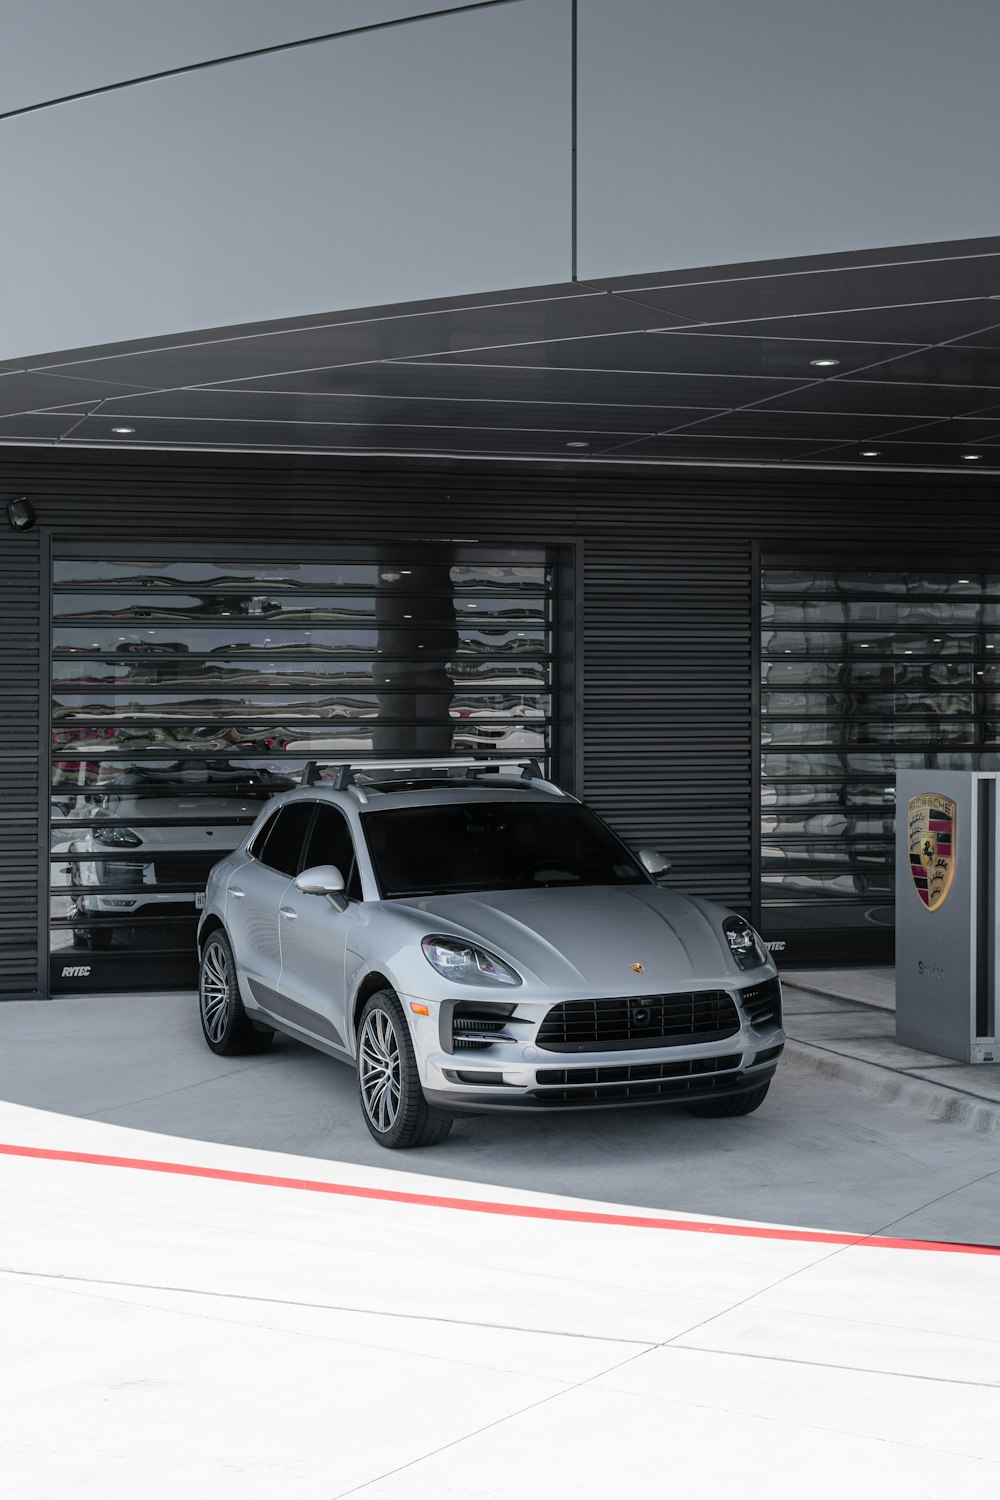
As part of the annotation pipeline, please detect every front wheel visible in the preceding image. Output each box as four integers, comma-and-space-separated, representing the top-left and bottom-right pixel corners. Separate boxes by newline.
357, 990, 452, 1149
686, 1081, 771, 1118
199, 930, 274, 1056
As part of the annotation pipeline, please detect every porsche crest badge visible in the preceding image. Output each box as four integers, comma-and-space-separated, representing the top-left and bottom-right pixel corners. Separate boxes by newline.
630, 962, 645, 974
907, 792, 957, 912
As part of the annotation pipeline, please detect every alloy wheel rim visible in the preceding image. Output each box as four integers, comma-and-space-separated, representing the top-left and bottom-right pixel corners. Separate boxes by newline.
359, 1008, 402, 1133
200, 940, 231, 1043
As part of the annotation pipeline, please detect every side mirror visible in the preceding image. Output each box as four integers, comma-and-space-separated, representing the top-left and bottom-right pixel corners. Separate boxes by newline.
637, 848, 671, 876
294, 864, 347, 910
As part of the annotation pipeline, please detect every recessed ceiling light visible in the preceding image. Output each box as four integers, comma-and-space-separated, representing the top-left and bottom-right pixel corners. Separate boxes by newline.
810, 358, 840, 368
860, 449, 881, 458
960, 452, 982, 461
566, 441, 590, 449
111, 425, 135, 435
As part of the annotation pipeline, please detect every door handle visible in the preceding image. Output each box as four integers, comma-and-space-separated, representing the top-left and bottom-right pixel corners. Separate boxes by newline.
228, 886, 245, 899
279, 906, 298, 919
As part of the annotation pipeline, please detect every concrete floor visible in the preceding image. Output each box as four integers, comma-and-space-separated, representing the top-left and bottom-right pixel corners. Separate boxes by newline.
3, 989, 1000, 1497
2, 991, 1000, 1242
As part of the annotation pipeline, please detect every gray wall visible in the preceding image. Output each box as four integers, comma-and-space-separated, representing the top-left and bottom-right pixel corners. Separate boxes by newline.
2, 0, 1000, 361
0, 1, 572, 359
576, 0, 1000, 281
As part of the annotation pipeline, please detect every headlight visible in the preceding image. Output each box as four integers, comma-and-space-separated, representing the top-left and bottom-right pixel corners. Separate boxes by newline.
91, 825, 142, 848
421, 935, 521, 986
723, 915, 768, 970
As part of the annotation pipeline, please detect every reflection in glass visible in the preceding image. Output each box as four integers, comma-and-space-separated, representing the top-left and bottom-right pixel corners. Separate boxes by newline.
50, 550, 556, 979
52, 626, 547, 657
53, 593, 548, 626
761, 569, 1000, 597
761, 561, 1000, 948
52, 656, 550, 690
54, 559, 551, 593
762, 629, 992, 658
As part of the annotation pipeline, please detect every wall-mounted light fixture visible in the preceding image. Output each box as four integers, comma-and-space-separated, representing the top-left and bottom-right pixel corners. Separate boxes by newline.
7, 496, 36, 531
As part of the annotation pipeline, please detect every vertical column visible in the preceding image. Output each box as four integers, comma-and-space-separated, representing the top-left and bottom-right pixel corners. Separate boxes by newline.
0, 516, 45, 998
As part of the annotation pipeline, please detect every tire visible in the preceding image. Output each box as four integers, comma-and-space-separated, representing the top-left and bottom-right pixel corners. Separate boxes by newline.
199, 929, 274, 1056
357, 989, 453, 1149
686, 1081, 771, 1118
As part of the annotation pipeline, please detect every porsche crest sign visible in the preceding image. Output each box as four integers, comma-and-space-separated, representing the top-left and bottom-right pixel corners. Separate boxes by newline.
907, 792, 957, 912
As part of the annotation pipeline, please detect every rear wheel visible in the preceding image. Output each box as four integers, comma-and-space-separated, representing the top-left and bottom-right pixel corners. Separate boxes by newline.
199, 930, 274, 1056
357, 990, 452, 1149
686, 1081, 771, 1118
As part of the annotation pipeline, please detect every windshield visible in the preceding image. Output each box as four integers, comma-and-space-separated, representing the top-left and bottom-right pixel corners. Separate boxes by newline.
362, 800, 649, 898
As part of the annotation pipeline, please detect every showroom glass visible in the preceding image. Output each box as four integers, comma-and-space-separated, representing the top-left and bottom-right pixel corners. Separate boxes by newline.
363, 801, 647, 898
760, 565, 1000, 952
50, 549, 555, 987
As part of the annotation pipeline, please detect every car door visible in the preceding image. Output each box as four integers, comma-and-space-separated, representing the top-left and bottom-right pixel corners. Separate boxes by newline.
277, 802, 361, 1053
227, 801, 316, 1018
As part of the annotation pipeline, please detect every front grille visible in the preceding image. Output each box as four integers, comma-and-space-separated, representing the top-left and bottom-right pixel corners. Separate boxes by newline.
535, 991, 741, 1052
532, 1053, 743, 1105
739, 978, 782, 1028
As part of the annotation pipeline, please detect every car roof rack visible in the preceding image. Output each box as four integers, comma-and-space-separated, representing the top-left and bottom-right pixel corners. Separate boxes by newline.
300, 757, 565, 797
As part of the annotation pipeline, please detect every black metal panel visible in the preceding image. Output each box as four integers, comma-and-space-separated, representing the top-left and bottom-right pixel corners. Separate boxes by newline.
0, 523, 45, 998
5, 447, 1000, 991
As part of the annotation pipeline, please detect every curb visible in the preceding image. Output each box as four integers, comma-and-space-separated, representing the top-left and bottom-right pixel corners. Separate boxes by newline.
783, 1039, 1000, 1139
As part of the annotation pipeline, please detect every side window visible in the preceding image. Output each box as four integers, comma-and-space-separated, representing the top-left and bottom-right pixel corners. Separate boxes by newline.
247, 808, 280, 861
302, 803, 362, 901
258, 802, 316, 877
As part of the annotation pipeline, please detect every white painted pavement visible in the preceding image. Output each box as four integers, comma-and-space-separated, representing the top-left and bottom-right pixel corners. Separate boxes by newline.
1, 1098, 999, 1499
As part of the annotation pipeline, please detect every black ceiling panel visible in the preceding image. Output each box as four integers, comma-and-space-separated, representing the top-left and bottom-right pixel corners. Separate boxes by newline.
948, 324, 1000, 350
417, 330, 921, 378
850, 415, 1000, 447
226, 359, 803, 412
691, 300, 1000, 347
842, 344, 1000, 388
762, 378, 1000, 419
0, 370, 152, 417
4, 234, 1000, 473
32, 292, 691, 393
89, 385, 701, 435
599, 254, 1000, 327
0, 411, 90, 440
666, 409, 921, 442
588, 432, 830, 462
63, 413, 633, 457
795, 439, 1000, 467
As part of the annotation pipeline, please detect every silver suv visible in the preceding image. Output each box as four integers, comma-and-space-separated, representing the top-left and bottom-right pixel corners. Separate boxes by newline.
197, 760, 783, 1148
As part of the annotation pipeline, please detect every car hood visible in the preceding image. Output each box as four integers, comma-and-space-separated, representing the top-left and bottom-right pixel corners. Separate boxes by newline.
389, 884, 747, 994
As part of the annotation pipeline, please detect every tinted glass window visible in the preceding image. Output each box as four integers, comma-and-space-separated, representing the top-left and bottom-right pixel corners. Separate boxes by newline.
259, 803, 315, 877
247, 808, 281, 860
49, 547, 555, 990
363, 801, 647, 898
302, 804, 361, 900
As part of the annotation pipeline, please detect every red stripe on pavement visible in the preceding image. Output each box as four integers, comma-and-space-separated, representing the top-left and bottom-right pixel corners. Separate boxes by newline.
1, 1141, 997, 1256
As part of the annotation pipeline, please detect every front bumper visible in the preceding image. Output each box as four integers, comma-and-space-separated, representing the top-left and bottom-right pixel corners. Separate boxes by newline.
404, 981, 784, 1113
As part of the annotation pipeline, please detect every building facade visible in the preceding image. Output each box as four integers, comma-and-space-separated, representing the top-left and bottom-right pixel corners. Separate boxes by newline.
4, 1, 1000, 998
